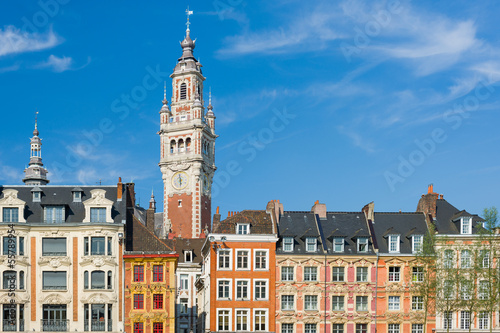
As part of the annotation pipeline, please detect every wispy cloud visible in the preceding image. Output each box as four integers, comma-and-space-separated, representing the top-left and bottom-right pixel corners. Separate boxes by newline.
0, 63, 21, 73
337, 125, 376, 153
0, 25, 60, 57
37, 55, 73, 72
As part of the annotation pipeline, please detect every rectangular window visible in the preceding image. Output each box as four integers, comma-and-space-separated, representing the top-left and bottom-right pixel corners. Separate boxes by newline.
217, 310, 230, 331
283, 237, 294, 252
412, 267, 424, 282
180, 274, 189, 290
153, 294, 163, 309
73, 191, 81, 202
42, 271, 67, 290
389, 235, 400, 253
42, 238, 67, 256
281, 295, 294, 311
153, 265, 163, 282
254, 310, 266, 331
281, 266, 294, 281
236, 280, 248, 299
33, 191, 41, 202
461, 250, 471, 268
304, 295, 318, 311
134, 323, 144, 333
479, 280, 489, 300
91, 270, 105, 289
460, 312, 470, 330
2, 208, 19, 222
333, 238, 344, 252
443, 280, 454, 299
218, 280, 230, 299
356, 324, 367, 333
461, 217, 471, 234
282, 323, 294, 333
90, 207, 106, 222
461, 281, 472, 300
90, 237, 106, 255
411, 296, 423, 310
357, 237, 368, 253
153, 323, 163, 333
388, 296, 400, 310
305, 323, 316, 333
3, 236, 23, 256
306, 238, 317, 252
388, 267, 400, 282
443, 250, 454, 268
480, 250, 490, 268
412, 324, 423, 333
218, 250, 230, 269
388, 324, 400, 333
332, 324, 344, 333
133, 294, 144, 309
236, 309, 249, 331
44, 206, 64, 223
443, 312, 452, 330
304, 266, 317, 281
255, 251, 267, 269
356, 267, 368, 282
180, 298, 188, 314
236, 250, 249, 269
3, 271, 16, 290
479, 311, 489, 330
255, 280, 267, 300
332, 296, 344, 311
133, 265, 144, 282
237, 224, 249, 234
356, 296, 368, 312
184, 250, 192, 262
412, 235, 423, 253
332, 267, 344, 282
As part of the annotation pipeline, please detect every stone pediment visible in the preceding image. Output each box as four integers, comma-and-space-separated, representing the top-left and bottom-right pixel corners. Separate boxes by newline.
38, 256, 72, 268
83, 189, 114, 206
81, 292, 116, 304
0, 292, 29, 304
385, 311, 403, 323
0, 189, 26, 206
351, 258, 375, 266
384, 258, 405, 265
42, 293, 71, 304
299, 258, 323, 266
278, 258, 300, 266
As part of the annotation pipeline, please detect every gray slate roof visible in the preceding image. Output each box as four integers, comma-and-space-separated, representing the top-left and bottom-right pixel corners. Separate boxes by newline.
435, 199, 484, 234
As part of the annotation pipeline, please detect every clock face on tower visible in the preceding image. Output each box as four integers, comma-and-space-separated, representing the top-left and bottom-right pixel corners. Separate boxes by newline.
172, 172, 189, 190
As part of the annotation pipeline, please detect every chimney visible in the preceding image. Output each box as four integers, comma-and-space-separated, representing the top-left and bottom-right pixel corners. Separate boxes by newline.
266, 199, 284, 225
416, 184, 439, 220
117, 177, 123, 201
362, 202, 375, 222
311, 201, 327, 219
212, 207, 222, 233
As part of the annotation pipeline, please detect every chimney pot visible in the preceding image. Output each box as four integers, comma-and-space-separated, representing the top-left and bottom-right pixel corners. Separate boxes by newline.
216, 206, 220, 214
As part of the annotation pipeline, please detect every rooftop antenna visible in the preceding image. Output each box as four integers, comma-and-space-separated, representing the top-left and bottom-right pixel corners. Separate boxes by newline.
35, 110, 39, 130
163, 81, 167, 100
96, 179, 102, 185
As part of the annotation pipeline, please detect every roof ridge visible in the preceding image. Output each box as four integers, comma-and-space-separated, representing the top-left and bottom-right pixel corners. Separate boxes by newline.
132, 214, 174, 252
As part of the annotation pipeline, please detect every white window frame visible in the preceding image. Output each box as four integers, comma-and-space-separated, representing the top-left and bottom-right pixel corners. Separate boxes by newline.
253, 308, 268, 332
461, 217, 472, 234
235, 279, 250, 300
388, 324, 400, 333
460, 311, 470, 330
411, 296, 423, 310
33, 191, 41, 202
282, 323, 294, 333
357, 237, 369, 253
217, 249, 232, 271
479, 311, 489, 330
333, 237, 344, 252
236, 223, 249, 235
235, 309, 250, 331
216, 279, 232, 300
82, 189, 113, 223
281, 295, 295, 311
0, 189, 27, 223
304, 266, 317, 281
254, 279, 268, 301
283, 237, 294, 252
388, 235, 400, 253
254, 249, 269, 271
306, 237, 317, 252
388, 296, 400, 310
412, 267, 424, 282
460, 250, 471, 268
235, 249, 250, 271
412, 235, 423, 253
388, 266, 400, 282
180, 274, 189, 290
332, 266, 345, 282
356, 266, 368, 282
356, 295, 368, 312
217, 308, 231, 332
281, 266, 294, 281
443, 311, 452, 330
73, 191, 82, 203
304, 295, 318, 311
411, 324, 423, 333
184, 250, 193, 263
332, 295, 344, 311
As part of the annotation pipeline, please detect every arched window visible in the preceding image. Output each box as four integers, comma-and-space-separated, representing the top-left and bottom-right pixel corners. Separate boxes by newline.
186, 138, 191, 152
178, 139, 185, 153
180, 83, 187, 100
91, 271, 105, 289
3, 271, 16, 289
170, 140, 176, 154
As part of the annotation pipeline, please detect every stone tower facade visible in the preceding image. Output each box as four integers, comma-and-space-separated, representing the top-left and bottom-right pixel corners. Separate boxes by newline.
23, 118, 49, 185
158, 22, 217, 239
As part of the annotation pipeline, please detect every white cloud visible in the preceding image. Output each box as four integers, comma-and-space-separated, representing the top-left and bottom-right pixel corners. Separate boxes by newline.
38, 54, 73, 72
0, 63, 21, 73
0, 25, 60, 57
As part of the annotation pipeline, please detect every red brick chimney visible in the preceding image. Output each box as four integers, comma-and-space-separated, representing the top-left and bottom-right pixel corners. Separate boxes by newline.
117, 177, 123, 201
362, 202, 375, 222
416, 184, 439, 220
311, 201, 327, 219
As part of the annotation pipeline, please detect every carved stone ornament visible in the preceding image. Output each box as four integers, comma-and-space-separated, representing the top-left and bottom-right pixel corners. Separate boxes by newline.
303, 315, 321, 324
277, 316, 297, 324
38, 256, 71, 268
42, 293, 71, 304
0, 189, 25, 206
355, 284, 374, 294
385, 312, 403, 323
2, 255, 29, 266
42, 230, 67, 237
330, 314, 349, 324
93, 257, 105, 267
168, 163, 191, 172
329, 284, 349, 294
0, 292, 30, 304
303, 284, 322, 294
354, 313, 372, 323
80, 256, 117, 267
409, 311, 425, 322
385, 283, 405, 293
82, 293, 115, 304
278, 285, 297, 294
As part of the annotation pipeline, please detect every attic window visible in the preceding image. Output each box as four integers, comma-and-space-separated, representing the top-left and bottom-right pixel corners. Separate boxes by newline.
357, 237, 368, 253
306, 237, 317, 252
33, 191, 41, 202
185, 250, 192, 263
180, 83, 187, 100
283, 237, 293, 252
461, 217, 471, 234
73, 191, 81, 203
412, 235, 423, 253
333, 238, 344, 252
388, 235, 400, 253
237, 223, 249, 235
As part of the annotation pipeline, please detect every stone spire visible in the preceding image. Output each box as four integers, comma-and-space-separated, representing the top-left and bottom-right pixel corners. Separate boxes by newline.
23, 112, 49, 185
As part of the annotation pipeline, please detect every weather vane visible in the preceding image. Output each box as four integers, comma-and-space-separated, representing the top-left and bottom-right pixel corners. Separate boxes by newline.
186, 6, 193, 30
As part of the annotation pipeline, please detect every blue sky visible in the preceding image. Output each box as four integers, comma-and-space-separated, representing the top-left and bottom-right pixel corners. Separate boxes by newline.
1, 0, 499, 217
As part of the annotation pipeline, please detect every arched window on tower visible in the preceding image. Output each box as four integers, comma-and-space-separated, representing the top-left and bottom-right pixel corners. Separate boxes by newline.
178, 139, 185, 153
180, 83, 187, 100
186, 138, 191, 153
170, 140, 176, 154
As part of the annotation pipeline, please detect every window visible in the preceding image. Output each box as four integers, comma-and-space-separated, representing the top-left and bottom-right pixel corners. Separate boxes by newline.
356, 296, 368, 311
356, 324, 367, 333
236, 280, 248, 299
412, 235, 423, 253
332, 324, 344, 333
443, 312, 452, 330
90, 208, 106, 222
357, 237, 368, 252
134, 265, 144, 282
461, 281, 472, 300
180, 83, 187, 100
255, 280, 267, 300
461, 250, 471, 268
411, 324, 423, 333
33, 191, 41, 202
282, 323, 294, 333
218, 250, 230, 269
3, 208, 19, 222
304, 295, 318, 310
332, 296, 344, 311
479, 311, 489, 330
443, 249, 454, 268
133, 294, 144, 309
134, 323, 144, 333
305, 323, 316, 333
254, 310, 266, 331
108, 236, 113, 255
332, 267, 344, 282
480, 250, 490, 268
42, 238, 66, 256
412, 267, 424, 282
107, 271, 112, 289
180, 298, 188, 314
153, 322, 163, 333
184, 250, 192, 262
236, 309, 249, 331
3, 236, 24, 256
84, 236, 107, 256
304, 266, 317, 281
443, 280, 454, 299
388, 235, 400, 253
3, 271, 16, 290
236, 250, 249, 269
217, 310, 230, 331
42, 271, 66, 290
180, 274, 189, 290
153, 265, 163, 282
73, 191, 81, 202
19, 271, 24, 289
460, 312, 470, 330
153, 294, 163, 309
356, 267, 368, 282
237, 224, 249, 234
388, 267, 400, 282
461, 217, 471, 234
412, 296, 423, 310
218, 280, 230, 299
283, 237, 294, 252
45, 206, 64, 223
388, 296, 400, 310
84, 271, 89, 289
479, 280, 489, 300
255, 251, 267, 269
306, 237, 317, 252
333, 238, 344, 252
281, 266, 294, 281
91, 271, 105, 289
281, 295, 294, 310
388, 324, 400, 333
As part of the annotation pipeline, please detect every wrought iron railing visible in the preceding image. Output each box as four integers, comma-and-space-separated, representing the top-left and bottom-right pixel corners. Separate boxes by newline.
84, 320, 112, 331
2, 319, 23, 332
41, 319, 69, 331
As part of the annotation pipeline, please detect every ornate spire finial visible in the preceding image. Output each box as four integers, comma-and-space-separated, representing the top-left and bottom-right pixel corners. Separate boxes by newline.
207, 87, 214, 112
163, 81, 166, 99
186, 6, 193, 33
33, 110, 40, 136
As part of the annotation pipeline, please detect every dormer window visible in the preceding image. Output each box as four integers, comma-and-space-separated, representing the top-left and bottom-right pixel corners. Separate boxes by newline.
333, 238, 344, 252
185, 250, 193, 263
0, 189, 26, 223
283, 237, 294, 252
32, 187, 42, 202
237, 223, 249, 235
72, 188, 83, 203
388, 235, 400, 253
90, 208, 106, 223
461, 217, 472, 234
412, 235, 423, 253
357, 237, 369, 253
82, 189, 113, 223
306, 237, 317, 252
44, 206, 65, 224
3, 208, 19, 223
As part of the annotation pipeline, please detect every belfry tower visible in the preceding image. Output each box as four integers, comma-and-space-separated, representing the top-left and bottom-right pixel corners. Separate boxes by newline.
23, 113, 50, 185
158, 12, 217, 238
